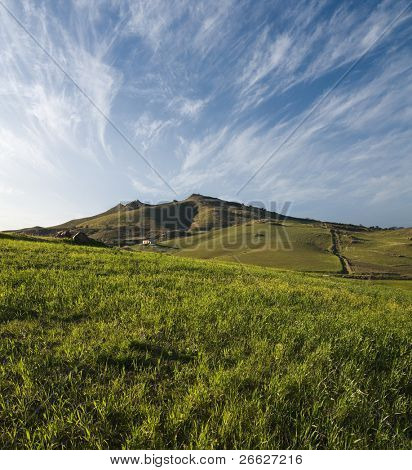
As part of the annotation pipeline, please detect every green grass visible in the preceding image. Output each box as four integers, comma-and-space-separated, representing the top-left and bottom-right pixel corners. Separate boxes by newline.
341, 229, 412, 276
163, 223, 341, 273
162, 224, 412, 278
369, 280, 412, 292
0, 234, 411, 449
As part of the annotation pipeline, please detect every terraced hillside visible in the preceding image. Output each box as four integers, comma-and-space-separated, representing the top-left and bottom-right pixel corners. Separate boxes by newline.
1, 234, 412, 449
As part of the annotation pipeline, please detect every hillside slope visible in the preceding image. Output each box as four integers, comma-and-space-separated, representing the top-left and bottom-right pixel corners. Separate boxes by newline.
161, 222, 412, 278
14, 194, 358, 245
11, 194, 412, 277
162, 221, 341, 272
340, 229, 412, 277
0, 234, 411, 449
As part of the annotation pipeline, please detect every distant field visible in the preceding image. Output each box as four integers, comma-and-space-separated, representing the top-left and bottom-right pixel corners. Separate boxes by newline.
0, 234, 411, 449
369, 280, 412, 292
162, 222, 341, 273
341, 229, 412, 276
159, 224, 412, 278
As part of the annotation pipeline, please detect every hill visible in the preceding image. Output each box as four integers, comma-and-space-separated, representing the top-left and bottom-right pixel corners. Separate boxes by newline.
161, 222, 412, 279
14, 193, 363, 245
0, 234, 411, 449
162, 220, 341, 272
11, 194, 412, 278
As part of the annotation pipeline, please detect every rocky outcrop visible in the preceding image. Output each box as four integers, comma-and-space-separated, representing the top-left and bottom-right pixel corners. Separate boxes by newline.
72, 232, 92, 244
56, 230, 72, 238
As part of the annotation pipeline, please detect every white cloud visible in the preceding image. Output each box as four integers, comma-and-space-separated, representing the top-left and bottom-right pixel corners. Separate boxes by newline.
133, 113, 176, 150
174, 49, 412, 212
0, 0, 123, 171
125, 0, 190, 51
232, 1, 411, 112
238, 32, 291, 93
130, 177, 165, 197
0, 0, 410, 229
176, 98, 208, 117
0, 0, 127, 229
180, 126, 229, 172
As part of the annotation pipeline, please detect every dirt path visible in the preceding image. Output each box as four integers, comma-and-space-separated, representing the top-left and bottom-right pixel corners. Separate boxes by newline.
330, 229, 352, 275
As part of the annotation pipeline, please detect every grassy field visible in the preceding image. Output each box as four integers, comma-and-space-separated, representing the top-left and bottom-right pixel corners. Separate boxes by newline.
369, 280, 412, 292
0, 234, 411, 449
162, 222, 341, 273
341, 229, 412, 276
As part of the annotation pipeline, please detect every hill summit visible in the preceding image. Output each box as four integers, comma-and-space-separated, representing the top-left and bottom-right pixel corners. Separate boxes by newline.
16, 194, 286, 245
15, 194, 368, 246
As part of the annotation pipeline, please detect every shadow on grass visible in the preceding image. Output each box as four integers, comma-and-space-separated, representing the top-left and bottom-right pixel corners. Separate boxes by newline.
97, 341, 197, 371
0, 308, 39, 323
0, 232, 107, 248
129, 341, 197, 362
50, 313, 89, 323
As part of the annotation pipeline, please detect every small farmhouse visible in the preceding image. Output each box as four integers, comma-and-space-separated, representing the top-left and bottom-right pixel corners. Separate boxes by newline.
142, 239, 152, 245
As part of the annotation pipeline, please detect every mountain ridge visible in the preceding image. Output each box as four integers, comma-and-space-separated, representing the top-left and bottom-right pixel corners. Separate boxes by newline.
12, 193, 377, 246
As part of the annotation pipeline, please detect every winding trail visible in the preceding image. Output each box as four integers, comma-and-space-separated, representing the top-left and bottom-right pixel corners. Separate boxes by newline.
330, 229, 352, 275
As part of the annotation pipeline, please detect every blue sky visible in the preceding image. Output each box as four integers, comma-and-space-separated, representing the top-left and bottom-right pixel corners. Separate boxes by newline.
0, 0, 411, 229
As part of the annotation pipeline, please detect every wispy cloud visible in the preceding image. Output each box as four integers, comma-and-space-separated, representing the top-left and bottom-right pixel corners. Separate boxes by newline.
174, 49, 412, 216
232, 0, 411, 111
0, 0, 126, 227
0, 0, 123, 169
132, 113, 176, 151
0, 0, 411, 229
174, 97, 208, 118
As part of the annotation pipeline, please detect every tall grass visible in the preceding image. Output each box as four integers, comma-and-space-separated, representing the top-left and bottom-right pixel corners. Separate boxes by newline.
0, 235, 411, 449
